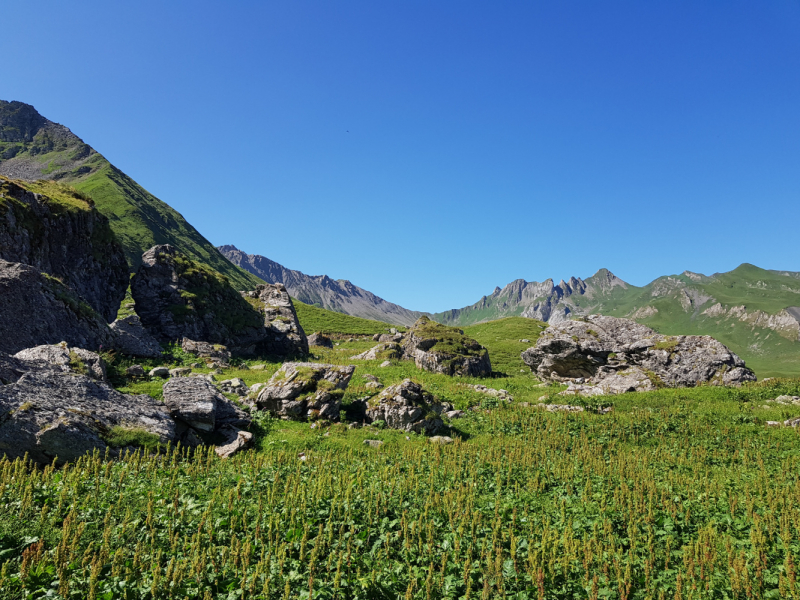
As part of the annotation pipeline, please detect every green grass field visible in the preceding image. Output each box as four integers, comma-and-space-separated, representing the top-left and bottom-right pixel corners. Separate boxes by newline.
2, 304, 800, 599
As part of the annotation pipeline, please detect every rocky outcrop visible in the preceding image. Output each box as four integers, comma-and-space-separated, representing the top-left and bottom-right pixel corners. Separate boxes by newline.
241, 283, 309, 356
0, 177, 128, 322
351, 342, 402, 361
219, 244, 427, 326
255, 362, 355, 421
364, 379, 451, 434
109, 315, 163, 358
14, 344, 106, 381
0, 368, 177, 465
130, 245, 267, 354
0, 259, 112, 354
402, 317, 491, 377
181, 339, 232, 365
307, 332, 333, 348
522, 315, 757, 395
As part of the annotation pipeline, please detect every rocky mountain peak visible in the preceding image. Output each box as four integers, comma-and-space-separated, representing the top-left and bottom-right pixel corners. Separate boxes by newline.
0, 101, 48, 142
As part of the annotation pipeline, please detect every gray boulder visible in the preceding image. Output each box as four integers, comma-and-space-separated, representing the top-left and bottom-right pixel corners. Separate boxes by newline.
0, 177, 128, 322
307, 332, 333, 348
522, 314, 757, 395
214, 425, 253, 458
241, 283, 309, 356
402, 317, 491, 377
0, 260, 113, 354
131, 245, 267, 353
0, 369, 177, 465
365, 379, 451, 435
109, 315, 163, 358
256, 362, 355, 421
163, 377, 250, 434
14, 344, 106, 381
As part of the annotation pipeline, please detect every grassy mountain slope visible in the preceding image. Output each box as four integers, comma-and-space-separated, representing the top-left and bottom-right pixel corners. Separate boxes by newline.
0, 100, 261, 290
463, 317, 548, 375
293, 299, 405, 336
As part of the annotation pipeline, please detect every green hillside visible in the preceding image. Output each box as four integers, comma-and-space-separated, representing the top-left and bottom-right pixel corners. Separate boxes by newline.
293, 298, 404, 335
463, 316, 548, 375
0, 101, 262, 290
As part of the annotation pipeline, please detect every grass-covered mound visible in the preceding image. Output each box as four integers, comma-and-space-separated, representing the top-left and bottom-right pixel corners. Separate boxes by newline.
463, 316, 548, 375
294, 299, 403, 336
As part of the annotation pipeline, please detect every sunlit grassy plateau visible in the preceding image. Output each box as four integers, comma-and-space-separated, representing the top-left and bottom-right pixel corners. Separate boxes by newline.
2, 314, 800, 599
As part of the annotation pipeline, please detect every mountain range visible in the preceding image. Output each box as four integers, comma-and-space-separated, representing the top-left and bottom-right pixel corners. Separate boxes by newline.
0, 100, 260, 290
219, 245, 427, 326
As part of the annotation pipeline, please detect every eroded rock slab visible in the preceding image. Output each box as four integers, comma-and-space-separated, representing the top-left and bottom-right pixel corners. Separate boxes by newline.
14, 344, 106, 381
109, 315, 163, 358
351, 342, 402, 361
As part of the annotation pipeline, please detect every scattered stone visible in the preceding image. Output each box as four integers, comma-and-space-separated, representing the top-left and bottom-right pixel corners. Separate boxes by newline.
380, 361, 391, 368
163, 377, 250, 436
522, 314, 756, 396
445, 410, 464, 419
191, 362, 203, 368
126, 364, 145, 377
519, 339, 530, 343
786, 417, 800, 428
149, 367, 169, 378
467, 384, 513, 402
372, 334, 381, 341
519, 402, 530, 407
256, 362, 355, 421
363, 439, 383, 448
771, 395, 800, 405
402, 317, 491, 377
766, 421, 783, 427
251, 364, 266, 370
109, 315, 163, 358
188, 373, 216, 383
390, 328, 398, 334
365, 381, 384, 390
14, 344, 106, 381
214, 425, 253, 458
218, 378, 248, 396
0, 260, 113, 354
249, 382, 267, 396
429, 436, 453, 445
534, 404, 585, 413
362, 374, 379, 382
169, 367, 192, 378
365, 379, 452, 435
307, 332, 333, 348
181, 339, 232, 364
351, 342, 402, 361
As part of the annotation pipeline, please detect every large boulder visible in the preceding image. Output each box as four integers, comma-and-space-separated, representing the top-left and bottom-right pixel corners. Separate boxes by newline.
365, 379, 451, 434
402, 317, 491, 377
109, 315, 163, 358
307, 332, 333, 348
0, 177, 129, 322
256, 362, 355, 421
241, 283, 309, 356
0, 369, 177, 465
163, 376, 250, 437
0, 259, 112, 354
130, 245, 267, 353
522, 314, 757, 395
14, 344, 106, 381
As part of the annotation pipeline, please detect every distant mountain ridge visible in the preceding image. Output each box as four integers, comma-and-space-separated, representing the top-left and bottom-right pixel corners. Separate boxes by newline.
219, 245, 427, 326
435, 263, 800, 377
0, 100, 261, 290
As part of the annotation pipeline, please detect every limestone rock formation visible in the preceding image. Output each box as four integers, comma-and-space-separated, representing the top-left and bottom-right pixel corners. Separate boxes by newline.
109, 315, 163, 358
14, 344, 106, 381
307, 332, 333, 348
241, 283, 308, 356
131, 245, 266, 353
364, 379, 452, 434
0, 368, 177, 465
402, 317, 491, 377
256, 362, 355, 421
0, 177, 128, 322
0, 259, 112, 354
522, 315, 757, 396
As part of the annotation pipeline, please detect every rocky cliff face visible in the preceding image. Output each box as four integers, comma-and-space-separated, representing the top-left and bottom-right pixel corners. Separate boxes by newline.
219, 244, 426, 326
0, 176, 128, 322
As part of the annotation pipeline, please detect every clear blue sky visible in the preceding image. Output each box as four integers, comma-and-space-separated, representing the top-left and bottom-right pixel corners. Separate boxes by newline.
4, 1, 799, 312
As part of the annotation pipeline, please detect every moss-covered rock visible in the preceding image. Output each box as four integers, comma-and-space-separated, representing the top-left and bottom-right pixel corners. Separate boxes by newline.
402, 317, 492, 377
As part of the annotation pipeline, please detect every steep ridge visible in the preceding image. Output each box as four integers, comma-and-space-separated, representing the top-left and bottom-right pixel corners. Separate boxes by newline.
435, 264, 800, 377
219, 245, 426, 326
0, 100, 261, 290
